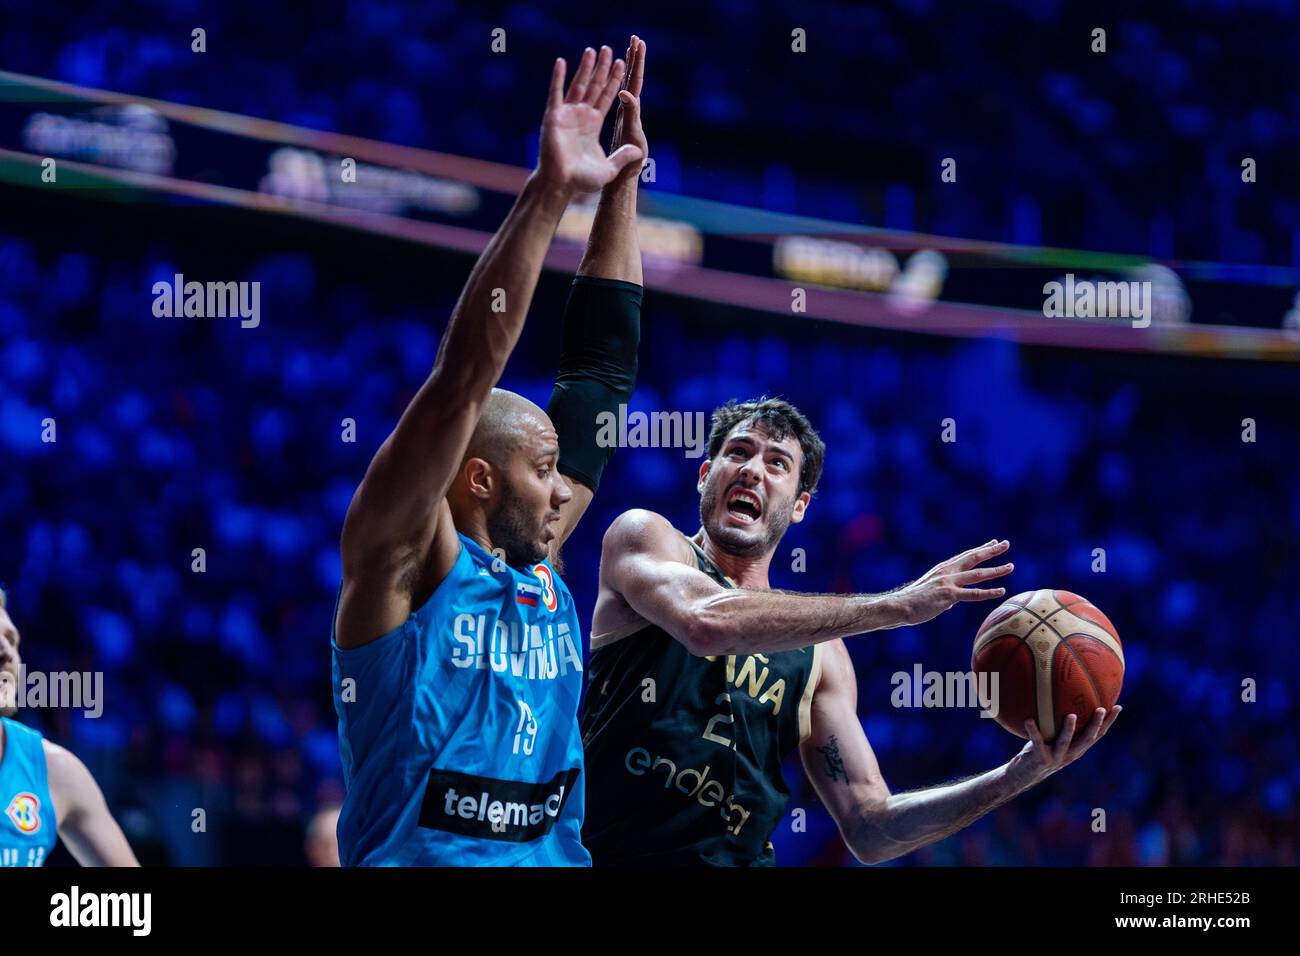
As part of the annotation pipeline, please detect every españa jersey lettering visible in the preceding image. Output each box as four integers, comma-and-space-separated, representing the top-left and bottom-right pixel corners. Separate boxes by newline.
581, 534, 821, 866
332, 533, 589, 866
0, 718, 56, 867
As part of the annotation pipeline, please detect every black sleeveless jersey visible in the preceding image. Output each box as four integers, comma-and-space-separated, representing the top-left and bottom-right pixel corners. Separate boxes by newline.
580, 533, 822, 866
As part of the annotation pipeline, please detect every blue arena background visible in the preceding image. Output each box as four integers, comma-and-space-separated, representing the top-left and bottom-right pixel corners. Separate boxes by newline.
0, 1, 1297, 865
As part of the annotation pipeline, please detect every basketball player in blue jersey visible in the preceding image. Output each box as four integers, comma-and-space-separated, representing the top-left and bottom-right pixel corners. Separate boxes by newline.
0, 588, 139, 866
582, 398, 1121, 865
333, 38, 650, 865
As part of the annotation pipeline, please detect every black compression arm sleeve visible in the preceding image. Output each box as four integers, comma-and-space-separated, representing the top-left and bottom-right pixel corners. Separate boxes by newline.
547, 275, 643, 492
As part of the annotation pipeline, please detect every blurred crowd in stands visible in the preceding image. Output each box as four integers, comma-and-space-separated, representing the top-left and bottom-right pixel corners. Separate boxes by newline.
6, 0, 1299, 265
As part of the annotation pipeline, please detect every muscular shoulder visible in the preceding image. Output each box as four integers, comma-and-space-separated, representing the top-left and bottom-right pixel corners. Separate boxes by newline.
602, 509, 692, 562
42, 740, 94, 822
595, 510, 697, 635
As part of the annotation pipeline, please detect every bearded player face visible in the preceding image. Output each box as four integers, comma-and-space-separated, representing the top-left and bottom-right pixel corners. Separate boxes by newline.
697, 422, 809, 558
485, 422, 572, 568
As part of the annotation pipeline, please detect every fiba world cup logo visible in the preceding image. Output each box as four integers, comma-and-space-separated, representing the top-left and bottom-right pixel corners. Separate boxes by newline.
5, 793, 41, 835
532, 564, 558, 613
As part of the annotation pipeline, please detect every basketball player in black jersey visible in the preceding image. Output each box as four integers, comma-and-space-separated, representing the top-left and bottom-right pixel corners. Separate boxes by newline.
580, 398, 1121, 865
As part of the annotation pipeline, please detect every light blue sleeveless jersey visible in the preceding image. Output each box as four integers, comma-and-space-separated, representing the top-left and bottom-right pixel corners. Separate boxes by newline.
332, 533, 589, 866
0, 718, 57, 867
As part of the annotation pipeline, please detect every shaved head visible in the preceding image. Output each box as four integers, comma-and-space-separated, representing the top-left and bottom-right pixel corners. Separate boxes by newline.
449, 388, 571, 568
464, 389, 550, 468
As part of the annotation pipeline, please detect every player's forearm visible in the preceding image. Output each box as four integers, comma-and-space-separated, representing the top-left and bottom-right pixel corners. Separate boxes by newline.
67, 830, 140, 867
61, 808, 141, 866
547, 275, 641, 494
687, 587, 914, 655
432, 172, 572, 395
577, 175, 641, 284
846, 763, 1024, 865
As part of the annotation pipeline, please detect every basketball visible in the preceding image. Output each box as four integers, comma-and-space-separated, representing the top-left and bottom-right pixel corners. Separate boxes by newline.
971, 590, 1124, 742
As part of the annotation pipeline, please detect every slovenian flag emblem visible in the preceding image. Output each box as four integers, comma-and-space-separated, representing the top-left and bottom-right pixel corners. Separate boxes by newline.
516, 580, 541, 607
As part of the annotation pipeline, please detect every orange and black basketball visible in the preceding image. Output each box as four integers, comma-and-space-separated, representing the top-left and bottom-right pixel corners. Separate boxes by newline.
972, 590, 1124, 742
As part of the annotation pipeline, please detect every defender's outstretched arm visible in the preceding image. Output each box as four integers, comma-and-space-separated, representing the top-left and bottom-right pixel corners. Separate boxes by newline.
337, 50, 640, 647
577, 35, 647, 286
548, 38, 651, 560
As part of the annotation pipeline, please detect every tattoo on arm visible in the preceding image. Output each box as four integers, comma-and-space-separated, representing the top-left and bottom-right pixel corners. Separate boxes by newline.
817, 735, 848, 784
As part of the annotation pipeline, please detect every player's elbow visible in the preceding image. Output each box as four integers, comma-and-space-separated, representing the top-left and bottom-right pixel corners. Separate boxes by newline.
677, 598, 736, 656
677, 615, 716, 656
846, 830, 893, 866
850, 844, 890, 866
845, 803, 899, 866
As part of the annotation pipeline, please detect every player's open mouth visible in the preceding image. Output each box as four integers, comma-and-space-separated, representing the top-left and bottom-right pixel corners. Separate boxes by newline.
725, 488, 762, 523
